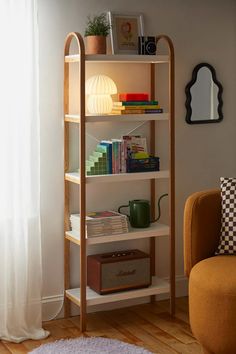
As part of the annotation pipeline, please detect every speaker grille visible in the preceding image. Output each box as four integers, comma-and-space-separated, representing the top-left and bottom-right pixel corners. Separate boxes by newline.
101, 258, 150, 291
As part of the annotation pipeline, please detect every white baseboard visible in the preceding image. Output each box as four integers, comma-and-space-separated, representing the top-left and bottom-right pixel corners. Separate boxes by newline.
42, 275, 188, 321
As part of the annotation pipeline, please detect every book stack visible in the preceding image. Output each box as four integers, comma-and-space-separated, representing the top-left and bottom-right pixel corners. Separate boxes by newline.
70, 211, 129, 238
111, 93, 163, 115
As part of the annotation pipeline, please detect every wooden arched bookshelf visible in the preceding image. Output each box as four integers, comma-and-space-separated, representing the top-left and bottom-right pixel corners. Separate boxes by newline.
64, 32, 175, 331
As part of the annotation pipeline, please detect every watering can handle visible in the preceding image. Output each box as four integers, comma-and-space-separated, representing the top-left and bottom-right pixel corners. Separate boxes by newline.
118, 204, 130, 220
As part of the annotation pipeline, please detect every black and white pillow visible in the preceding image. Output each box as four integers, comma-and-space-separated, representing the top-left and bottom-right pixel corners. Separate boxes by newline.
216, 177, 236, 255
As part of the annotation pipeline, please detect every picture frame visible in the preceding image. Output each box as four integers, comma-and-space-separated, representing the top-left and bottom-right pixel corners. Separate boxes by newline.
108, 12, 144, 54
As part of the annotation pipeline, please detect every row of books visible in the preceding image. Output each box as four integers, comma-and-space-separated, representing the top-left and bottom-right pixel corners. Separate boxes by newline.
70, 211, 129, 238
111, 101, 163, 115
85, 135, 148, 175
111, 93, 163, 115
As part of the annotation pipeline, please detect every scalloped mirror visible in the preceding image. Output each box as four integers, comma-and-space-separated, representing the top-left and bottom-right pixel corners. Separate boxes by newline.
185, 63, 223, 124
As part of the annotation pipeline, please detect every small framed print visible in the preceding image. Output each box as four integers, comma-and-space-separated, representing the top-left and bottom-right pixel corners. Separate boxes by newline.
108, 12, 144, 54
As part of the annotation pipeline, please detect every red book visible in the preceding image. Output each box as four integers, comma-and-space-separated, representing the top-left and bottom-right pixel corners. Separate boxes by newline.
119, 93, 149, 102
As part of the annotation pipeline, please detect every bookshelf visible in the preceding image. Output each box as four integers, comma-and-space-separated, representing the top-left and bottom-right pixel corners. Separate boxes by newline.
64, 32, 175, 332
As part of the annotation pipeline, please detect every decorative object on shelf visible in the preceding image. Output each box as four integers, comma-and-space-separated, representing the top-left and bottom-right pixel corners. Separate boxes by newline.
138, 36, 156, 55
185, 62, 223, 124
108, 12, 144, 54
118, 194, 168, 228
84, 13, 111, 54
85, 74, 117, 114
87, 249, 151, 294
118, 199, 151, 228
126, 156, 160, 173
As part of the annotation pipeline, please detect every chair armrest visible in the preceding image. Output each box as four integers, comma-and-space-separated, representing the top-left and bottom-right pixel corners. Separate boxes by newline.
184, 189, 221, 277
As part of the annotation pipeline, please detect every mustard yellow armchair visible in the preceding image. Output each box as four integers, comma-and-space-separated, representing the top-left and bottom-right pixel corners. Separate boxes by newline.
184, 189, 236, 354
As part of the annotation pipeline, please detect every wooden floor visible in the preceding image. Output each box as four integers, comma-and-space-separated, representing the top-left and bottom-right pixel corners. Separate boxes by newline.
0, 297, 202, 354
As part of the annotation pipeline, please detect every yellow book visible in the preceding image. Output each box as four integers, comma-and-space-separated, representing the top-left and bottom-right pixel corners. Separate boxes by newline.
111, 109, 145, 115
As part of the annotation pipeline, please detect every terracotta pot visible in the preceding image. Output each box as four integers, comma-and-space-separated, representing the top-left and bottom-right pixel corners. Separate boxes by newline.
86, 35, 106, 54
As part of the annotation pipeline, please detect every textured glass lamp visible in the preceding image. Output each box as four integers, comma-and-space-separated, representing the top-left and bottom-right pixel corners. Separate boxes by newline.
85, 75, 117, 115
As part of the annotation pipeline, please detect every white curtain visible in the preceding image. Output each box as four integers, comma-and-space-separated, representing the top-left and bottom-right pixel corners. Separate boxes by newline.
0, 0, 49, 343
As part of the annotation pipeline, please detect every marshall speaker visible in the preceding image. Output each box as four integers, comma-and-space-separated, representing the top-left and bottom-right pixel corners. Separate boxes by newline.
87, 249, 151, 295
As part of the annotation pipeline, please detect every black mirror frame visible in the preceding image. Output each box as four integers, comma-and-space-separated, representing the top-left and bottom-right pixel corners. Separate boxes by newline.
185, 63, 223, 124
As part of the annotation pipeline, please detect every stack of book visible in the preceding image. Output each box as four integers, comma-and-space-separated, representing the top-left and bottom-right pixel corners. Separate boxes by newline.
70, 210, 129, 238
111, 93, 163, 115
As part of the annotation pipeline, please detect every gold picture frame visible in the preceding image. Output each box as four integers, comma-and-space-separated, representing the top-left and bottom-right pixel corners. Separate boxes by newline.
108, 12, 144, 54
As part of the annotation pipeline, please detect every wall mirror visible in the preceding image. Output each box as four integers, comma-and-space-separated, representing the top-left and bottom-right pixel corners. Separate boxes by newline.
185, 63, 223, 124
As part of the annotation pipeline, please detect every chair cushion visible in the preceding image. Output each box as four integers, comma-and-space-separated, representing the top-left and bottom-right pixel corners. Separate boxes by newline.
190, 255, 236, 294
216, 177, 236, 255
189, 255, 236, 354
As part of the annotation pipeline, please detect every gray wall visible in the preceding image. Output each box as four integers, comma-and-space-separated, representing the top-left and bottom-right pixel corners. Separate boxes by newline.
38, 0, 236, 319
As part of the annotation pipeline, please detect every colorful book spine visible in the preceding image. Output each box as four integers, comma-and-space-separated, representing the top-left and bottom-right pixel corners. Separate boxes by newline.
113, 105, 160, 110
100, 141, 112, 174
111, 140, 121, 174
111, 108, 163, 114
113, 100, 158, 106
145, 108, 163, 113
119, 93, 149, 101
112, 109, 146, 114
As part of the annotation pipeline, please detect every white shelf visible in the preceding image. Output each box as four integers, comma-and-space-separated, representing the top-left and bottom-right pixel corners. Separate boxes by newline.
65, 170, 169, 184
65, 222, 169, 245
65, 54, 169, 64
65, 113, 169, 123
66, 276, 170, 307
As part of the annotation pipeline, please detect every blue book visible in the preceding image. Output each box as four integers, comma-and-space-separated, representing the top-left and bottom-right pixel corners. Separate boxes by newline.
100, 140, 112, 174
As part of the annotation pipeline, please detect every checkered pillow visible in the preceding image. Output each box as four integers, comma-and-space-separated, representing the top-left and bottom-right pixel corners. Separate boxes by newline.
216, 177, 236, 255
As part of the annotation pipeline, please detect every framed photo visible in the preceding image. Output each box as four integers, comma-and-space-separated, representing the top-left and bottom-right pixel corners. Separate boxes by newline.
108, 12, 144, 54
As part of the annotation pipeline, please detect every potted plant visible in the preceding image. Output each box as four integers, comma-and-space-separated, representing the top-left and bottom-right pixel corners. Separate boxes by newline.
84, 13, 111, 54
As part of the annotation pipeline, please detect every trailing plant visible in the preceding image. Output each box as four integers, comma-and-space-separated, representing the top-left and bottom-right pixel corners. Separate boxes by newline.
84, 13, 111, 37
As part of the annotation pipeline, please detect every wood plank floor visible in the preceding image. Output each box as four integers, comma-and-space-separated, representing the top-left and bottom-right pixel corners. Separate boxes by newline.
0, 297, 201, 354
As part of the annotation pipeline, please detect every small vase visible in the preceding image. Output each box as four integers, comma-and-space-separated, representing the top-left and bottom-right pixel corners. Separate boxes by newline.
86, 35, 106, 54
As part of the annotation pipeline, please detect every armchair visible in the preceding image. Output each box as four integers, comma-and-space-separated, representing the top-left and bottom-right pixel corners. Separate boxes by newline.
184, 189, 236, 354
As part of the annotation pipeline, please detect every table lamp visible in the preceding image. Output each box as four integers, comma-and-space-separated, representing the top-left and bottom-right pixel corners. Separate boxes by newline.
85, 75, 117, 115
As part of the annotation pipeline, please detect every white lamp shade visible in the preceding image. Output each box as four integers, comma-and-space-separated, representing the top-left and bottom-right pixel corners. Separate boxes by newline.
86, 75, 117, 95
87, 94, 113, 115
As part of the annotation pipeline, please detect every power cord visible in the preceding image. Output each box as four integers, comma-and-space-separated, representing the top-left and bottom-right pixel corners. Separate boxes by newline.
43, 295, 64, 321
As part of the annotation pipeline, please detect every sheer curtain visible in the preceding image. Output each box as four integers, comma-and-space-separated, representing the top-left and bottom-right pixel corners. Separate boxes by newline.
0, 0, 49, 343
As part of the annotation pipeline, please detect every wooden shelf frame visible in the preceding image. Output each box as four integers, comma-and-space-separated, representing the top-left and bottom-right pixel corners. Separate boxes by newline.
65, 112, 169, 123
64, 32, 87, 331
65, 222, 169, 246
65, 170, 169, 184
66, 276, 170, 307
64, 32, 175, 332
65, 54, 169, 64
